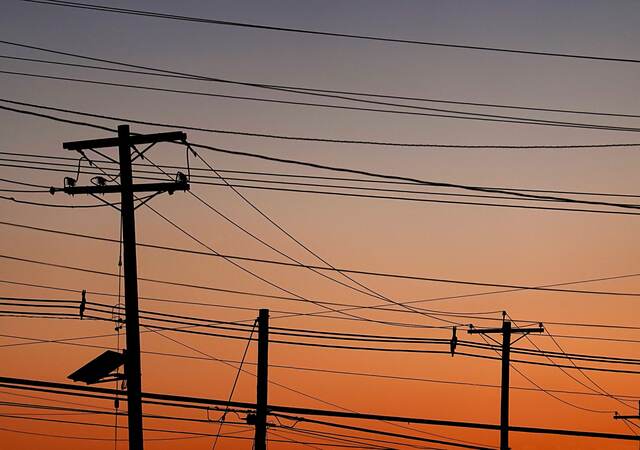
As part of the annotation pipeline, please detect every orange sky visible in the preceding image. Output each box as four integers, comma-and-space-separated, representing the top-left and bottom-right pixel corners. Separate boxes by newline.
1, 1, 640, 449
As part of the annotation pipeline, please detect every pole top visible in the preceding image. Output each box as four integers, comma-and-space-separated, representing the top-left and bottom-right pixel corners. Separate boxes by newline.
63, 130, 187, 151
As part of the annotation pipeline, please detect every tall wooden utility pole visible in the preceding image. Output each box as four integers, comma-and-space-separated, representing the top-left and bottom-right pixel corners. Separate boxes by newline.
468, 320, 544, 450
255, 308, 269, 450
62, 125, 189, 450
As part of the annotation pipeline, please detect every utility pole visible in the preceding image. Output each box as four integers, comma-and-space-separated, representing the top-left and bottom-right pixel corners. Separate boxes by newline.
255, 308, 269, 450
61, 125, 189, 450
468, 320, 544, 450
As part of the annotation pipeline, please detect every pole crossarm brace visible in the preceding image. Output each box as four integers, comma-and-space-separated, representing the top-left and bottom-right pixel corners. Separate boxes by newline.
61, 181, 189, 196
468, 326, 544, 335
63, 131, 186, 151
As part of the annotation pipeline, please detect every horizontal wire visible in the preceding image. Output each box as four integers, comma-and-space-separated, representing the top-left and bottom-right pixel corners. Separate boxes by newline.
8, 160, 640, 215
3, 98, 640, 213
3, 227, 640, 297
2, 376, 638, 442
2, 330, 637, 402
4, 299, 639, 367
3, 100, 640, 217
5, 277, 640, 334
16, 1, 640, 64
2, 69, 639, 134
2, 54, 639, 123
7, 155, 640, 203
1, 58, 638, 146
4, 306, 640, 374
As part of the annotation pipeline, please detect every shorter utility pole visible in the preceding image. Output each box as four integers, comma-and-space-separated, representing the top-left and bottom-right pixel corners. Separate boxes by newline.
255, 309, 269, 450
468, 320, 543, 450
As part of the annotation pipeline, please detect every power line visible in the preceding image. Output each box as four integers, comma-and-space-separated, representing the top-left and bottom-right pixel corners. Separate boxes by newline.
6, 97, 640, 212
13, 297, 640, 365
3, 231, 640, 297
0, 277, 461, 329
2, 330, 637, 403
4, 152, 640, 200
3, 54, 640, 122
4, 166, 640, 215
543, 326, 635, 410
139, 147, 460, 328
2, 376, 639, 442
6, 297, 639, 367
80, 145, 449, 332
272, 425, 435, 450
5, 305, 640, 374
0, 413, 304, 443
8, 158, 640, 216
4, 275, 639, 334
0, 194, 115, 208
2, 38, 640, 140
6, 155, 625, 206
183, 140, 640, 210
20, 0, 640, 65
476, 333, 616, 417
3, 69, 640, 134
4, 100, 640, 217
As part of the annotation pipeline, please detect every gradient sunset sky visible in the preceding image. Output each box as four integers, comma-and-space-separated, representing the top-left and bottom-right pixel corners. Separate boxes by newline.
1, 1, 640, 449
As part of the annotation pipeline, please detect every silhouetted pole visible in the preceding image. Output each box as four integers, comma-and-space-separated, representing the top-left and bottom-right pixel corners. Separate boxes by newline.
61, 125, 189, 450
255, 308, 269, 450
469, 320, 543, 450
118, 125, 144, 450
499, 321, 511, 450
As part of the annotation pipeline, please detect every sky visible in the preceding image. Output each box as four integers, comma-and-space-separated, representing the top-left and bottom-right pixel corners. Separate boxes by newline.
1, 1, 640, 449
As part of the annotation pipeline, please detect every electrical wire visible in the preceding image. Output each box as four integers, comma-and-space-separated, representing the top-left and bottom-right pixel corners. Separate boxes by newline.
8, 157, 640, 214
5, 152, 640, 200
4, 102, 640, 219
5, 275, 640, 337
3, 98, 640, 213
3, 232, 640, 298
3, 69, 639, 134
17, 1, 640, 64
211, 318, 257, 450
2, 330, 638, 403
3, 54, 640, 122
138, 149, 460, 328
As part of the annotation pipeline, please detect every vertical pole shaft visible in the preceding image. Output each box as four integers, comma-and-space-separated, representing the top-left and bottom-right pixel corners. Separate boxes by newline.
119, 124, 144, 450
255, 309, 269, 450
500, 321, 512, 450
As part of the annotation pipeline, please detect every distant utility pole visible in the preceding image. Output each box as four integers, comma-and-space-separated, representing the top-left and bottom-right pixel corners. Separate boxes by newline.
468, 319, 544, 450
255, 308, 269, 450
61, 125, 189, 450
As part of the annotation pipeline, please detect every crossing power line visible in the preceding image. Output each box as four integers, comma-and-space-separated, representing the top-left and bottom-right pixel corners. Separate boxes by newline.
19, 0, 640, 64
